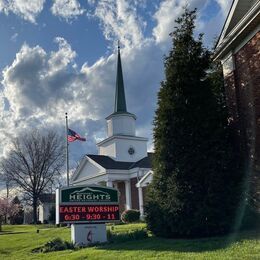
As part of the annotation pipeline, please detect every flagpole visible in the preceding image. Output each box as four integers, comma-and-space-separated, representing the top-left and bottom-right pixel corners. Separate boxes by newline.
65, 112, 69, 187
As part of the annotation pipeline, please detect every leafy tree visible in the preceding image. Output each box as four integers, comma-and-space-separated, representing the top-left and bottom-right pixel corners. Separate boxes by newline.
145, 9, 244, 238
1, 130, 64, 224
0, 197, 20, 231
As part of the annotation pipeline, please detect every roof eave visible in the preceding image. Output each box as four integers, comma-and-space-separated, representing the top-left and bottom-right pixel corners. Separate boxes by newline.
105, 112, 137, 120
97, 135, 148, 146
214, 1, 260, 60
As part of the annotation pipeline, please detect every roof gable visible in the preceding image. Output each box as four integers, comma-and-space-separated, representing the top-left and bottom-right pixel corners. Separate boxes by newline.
71, 156, 105, 182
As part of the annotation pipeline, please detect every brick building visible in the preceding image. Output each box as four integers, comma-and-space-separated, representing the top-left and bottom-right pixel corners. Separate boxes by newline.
71, 46, 153, 218
214, 0, 260, 209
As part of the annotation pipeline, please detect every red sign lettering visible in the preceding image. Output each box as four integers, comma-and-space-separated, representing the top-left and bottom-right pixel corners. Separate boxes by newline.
59, 204, 120, 223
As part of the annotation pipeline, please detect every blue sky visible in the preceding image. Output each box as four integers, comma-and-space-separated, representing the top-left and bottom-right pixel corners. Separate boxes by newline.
0, 0, 232, 181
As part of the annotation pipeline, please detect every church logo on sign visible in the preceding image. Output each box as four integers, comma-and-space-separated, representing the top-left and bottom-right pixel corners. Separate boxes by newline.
69, 187, 111, 202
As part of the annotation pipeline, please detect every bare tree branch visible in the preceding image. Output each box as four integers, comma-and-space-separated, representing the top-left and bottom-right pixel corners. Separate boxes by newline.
0, 130, 65, 223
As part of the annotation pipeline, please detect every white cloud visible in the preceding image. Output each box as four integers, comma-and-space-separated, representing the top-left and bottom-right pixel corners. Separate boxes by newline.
0, 35, 164, 168
0, 0, 45, 23
196, 0, 233, 47
51, 0, 85, 21
153, 0, 207, 44
153, 0, 183, 44
10, 32, 18, 42
216, 0, 233, 16
0, 39, 92, 166
2, 38, 83, 121
92, 0, 145, 49
48, 37, 77, 75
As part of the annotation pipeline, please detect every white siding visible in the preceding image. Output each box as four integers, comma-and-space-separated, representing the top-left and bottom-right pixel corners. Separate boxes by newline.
107, 115, 136, 137
38, 203, 54, 223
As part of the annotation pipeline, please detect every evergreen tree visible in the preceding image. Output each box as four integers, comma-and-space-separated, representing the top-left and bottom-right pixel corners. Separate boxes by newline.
10, 196, 24, 225
145, 9, 244, 238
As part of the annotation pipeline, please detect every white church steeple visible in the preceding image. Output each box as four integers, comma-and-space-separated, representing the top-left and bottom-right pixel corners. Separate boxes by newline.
97, 46, 148, 162
106, 44, 137, 137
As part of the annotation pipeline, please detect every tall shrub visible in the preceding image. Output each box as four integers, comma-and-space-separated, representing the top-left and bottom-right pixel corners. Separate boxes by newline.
145, 9, 244, 238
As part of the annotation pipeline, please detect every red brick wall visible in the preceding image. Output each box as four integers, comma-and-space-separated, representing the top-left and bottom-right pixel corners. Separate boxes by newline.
117, 182, 126, 214
130, 178, 139, 210
116, 179, 140, 213
224, 72, 239, 125
223, 31, 260, 209
233, 32, 260, 167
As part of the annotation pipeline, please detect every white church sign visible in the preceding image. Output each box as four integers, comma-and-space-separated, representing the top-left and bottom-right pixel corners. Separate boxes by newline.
56, 185, 120, 245
56, 185, 120, 224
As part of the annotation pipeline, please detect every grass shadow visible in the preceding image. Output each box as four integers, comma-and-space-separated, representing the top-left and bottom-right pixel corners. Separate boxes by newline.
0, 231, 28, 235
96, 230, 259, 253
0, 249, 11, 255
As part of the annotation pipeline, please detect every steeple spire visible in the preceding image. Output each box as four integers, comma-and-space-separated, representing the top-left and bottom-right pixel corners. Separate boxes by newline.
114, 42, 127, 113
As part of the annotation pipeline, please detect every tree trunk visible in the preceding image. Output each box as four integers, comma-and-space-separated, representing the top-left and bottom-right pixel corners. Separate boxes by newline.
32, 197, 38, 224
6, 181, 9, 199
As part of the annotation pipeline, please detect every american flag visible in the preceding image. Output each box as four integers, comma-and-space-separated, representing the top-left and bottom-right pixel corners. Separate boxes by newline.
67, 128, 86, 142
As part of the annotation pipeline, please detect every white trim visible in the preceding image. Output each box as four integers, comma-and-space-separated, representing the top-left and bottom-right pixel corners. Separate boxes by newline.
103, 174, 131, 181
71, 155, 106, 181
106, 169, 131, 174
218, 0, 239, 45
136, 170, 153, 188
105, 168, 151, 180
221, 51, 233, 65
221, 52, 235, 77
97, 135, 148, 146
138, 187, 144, 218
106, 180, 113, 187
129, 167, 151, 174
125, 180, 132, 210
86, 156, 106, 171
71, 156, 88, 181
226, 1, 260, 42
72, 172, 134, 184
106, 112, 136, 120
71, 173, 107, 185
106, 167, 151, 175
129, 169, 150, 179
215, 0, 260, 59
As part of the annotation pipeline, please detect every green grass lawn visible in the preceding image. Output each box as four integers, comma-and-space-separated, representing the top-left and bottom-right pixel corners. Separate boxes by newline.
0, 223, 259, 259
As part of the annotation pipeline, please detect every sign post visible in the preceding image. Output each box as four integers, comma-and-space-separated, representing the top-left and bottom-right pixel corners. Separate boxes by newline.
56, 185, 119, 245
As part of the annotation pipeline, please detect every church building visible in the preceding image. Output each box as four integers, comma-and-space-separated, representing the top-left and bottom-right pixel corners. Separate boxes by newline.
214, 0, 259, 209
71, 46, 153, 217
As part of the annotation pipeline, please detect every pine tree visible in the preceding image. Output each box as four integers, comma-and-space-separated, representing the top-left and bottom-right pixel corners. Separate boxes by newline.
145, 9, 244, 238
10, 196, 24, 225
